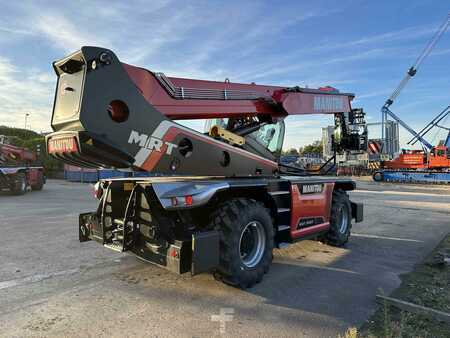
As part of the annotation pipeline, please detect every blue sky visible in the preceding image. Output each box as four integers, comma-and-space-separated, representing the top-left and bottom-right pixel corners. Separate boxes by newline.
0, 0, 449, 149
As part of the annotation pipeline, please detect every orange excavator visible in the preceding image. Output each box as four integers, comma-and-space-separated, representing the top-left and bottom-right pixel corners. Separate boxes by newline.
383, 145, 450, 170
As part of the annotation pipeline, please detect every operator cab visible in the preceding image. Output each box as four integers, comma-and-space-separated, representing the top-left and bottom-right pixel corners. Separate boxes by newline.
205, 118, 285, 161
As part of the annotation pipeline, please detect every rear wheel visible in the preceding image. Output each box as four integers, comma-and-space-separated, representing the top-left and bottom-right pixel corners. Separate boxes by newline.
326, 190, 351, 246
11, 173, 27, 195
209, 198, 274, 288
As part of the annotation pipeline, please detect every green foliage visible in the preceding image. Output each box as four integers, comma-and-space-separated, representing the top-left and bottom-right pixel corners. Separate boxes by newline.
299, 140, 322, 155
0, 125, 40, 140
282, 141, 323, 156
283, 148, 299, 155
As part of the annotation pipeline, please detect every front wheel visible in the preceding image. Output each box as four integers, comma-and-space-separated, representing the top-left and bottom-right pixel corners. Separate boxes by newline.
326, 190, 352, 246
209, 198, 274, 288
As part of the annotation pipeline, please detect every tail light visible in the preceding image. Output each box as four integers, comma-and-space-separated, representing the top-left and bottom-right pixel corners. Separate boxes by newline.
170, 195, 193, 207
185, 195, 193, 206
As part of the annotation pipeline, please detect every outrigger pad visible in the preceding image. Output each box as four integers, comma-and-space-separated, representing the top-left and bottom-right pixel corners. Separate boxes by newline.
191, 230, 220, 275
351, 202, 364, 223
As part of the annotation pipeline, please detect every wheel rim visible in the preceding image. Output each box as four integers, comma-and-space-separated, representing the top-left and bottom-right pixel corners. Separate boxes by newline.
239, 221, 266, 268
338, 205, 349, 234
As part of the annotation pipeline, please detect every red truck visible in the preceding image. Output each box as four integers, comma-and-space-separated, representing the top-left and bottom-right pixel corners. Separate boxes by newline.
0, 142, 45, 195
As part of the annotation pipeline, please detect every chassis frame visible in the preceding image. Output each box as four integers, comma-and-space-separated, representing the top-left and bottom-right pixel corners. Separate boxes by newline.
79, 175, 363, 275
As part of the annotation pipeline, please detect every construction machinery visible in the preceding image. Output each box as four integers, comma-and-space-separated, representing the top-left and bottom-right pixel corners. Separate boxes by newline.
46, 46, 364, 288
321, 110, 370, 176
374, 14, 450, 183
0, 141, 45, 194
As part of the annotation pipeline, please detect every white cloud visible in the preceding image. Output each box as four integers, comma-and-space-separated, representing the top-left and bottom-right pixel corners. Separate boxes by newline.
353, 89, 392, 101
0, 1, 448, 151
309, 23, 438, 54
32, 10, 114, 53
0, 26, 32, 35
0, 56, 54, 132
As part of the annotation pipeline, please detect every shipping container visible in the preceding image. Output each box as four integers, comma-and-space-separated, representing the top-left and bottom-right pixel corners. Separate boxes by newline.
64, 165, 131, 182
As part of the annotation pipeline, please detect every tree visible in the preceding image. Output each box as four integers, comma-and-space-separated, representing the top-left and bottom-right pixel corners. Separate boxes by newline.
282, 148, 299, 155
0, 125, 40, 140
299, 140, 322, 155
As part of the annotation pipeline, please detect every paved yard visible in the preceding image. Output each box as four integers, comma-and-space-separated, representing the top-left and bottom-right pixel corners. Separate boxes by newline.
0, 179, 448, 337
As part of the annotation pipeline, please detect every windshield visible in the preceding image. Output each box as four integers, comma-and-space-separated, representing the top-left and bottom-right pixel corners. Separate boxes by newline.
205, 118, 285, 155
248, 120, 285, 154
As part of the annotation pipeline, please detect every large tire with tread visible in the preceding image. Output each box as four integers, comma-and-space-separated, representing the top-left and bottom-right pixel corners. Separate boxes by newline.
209, 198, 274, 288
326, 190, 352, 246
11, 172, 27, 195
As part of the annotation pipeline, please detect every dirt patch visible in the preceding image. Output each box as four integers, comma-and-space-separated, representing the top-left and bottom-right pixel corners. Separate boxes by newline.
24, 315, 66, 332
359, 233, 450, 337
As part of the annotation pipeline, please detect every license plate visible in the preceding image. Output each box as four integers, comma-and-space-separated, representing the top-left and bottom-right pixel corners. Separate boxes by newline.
48, 137, 78, 153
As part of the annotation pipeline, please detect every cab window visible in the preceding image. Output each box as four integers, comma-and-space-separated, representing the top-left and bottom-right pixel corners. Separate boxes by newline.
249, 120, 285, 154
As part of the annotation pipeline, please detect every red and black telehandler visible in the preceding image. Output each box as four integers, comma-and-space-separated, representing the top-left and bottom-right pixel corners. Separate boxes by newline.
0, 141, 45, 195
46, 47, 364, 287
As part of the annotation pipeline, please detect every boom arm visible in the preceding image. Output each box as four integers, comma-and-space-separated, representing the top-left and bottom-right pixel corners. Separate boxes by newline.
93, 62, 354, 122
408, 105, 450, 146
382, 14, 450, 150
384, 14, 449, 109
0, 143, 36, 167
382, 107, 434, 150
46, 46, 357, 177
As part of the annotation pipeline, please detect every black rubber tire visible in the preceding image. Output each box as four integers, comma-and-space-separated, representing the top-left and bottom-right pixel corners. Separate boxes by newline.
373, 171, 383, 182
31, 173, 44, 191
326, 190, 352, 247
209, 198, 274, 289
11, 172, 27, 195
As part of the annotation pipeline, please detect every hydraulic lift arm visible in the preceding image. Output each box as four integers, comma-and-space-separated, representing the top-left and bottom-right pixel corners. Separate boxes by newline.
0, 144, 36, 165
46, 46, 361, 177
381, 13, 450, 151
